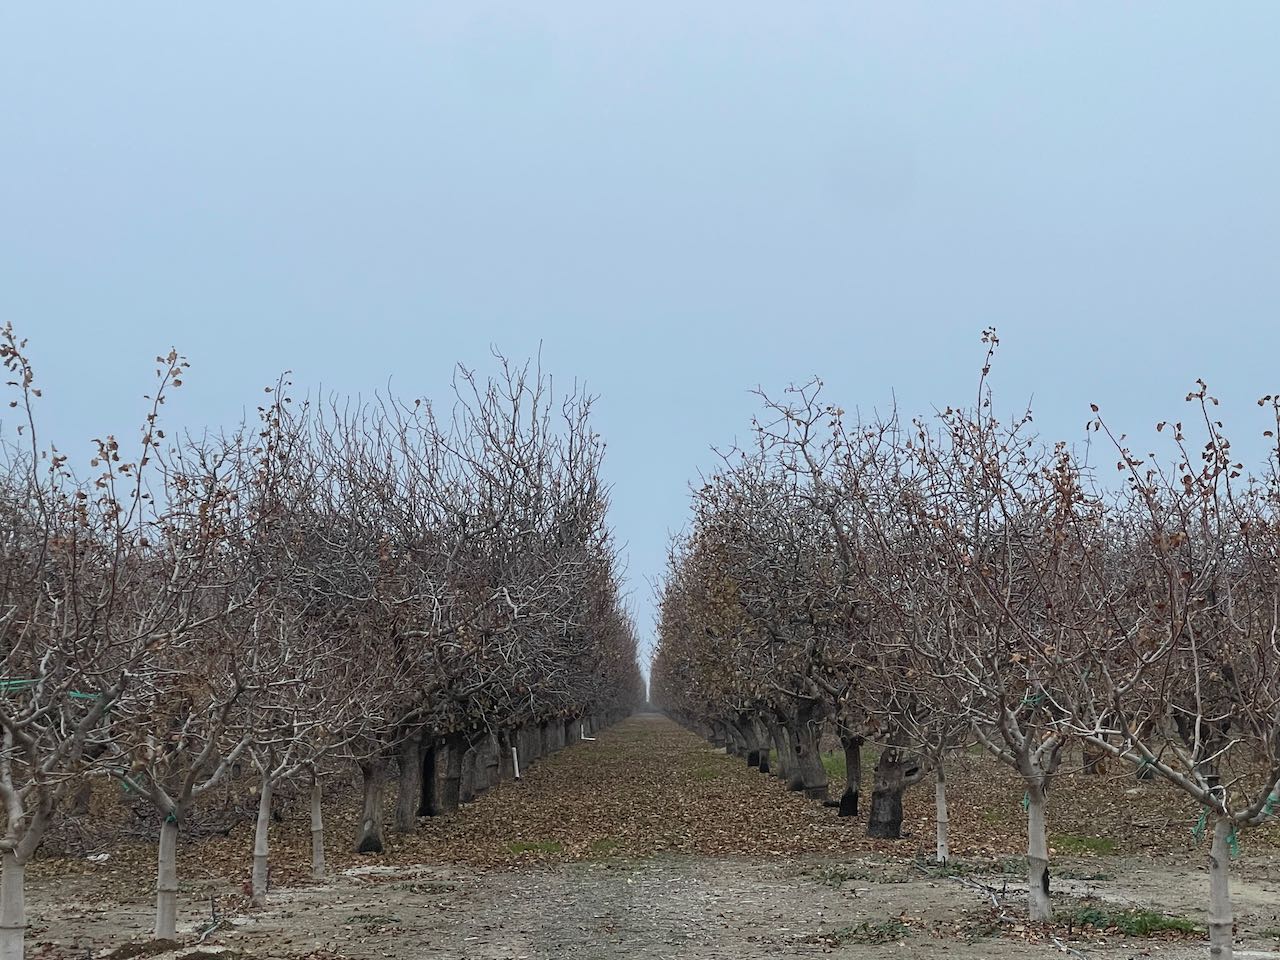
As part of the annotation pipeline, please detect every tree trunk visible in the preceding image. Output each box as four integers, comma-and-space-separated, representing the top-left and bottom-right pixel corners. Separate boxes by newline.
838, 735, 862, 818
725, 723, 747, 758
1082, 742, 1107, 775
788, 715, 829, 801
310, 776, 325, 880
419, 742, 439, 814
783, 722, 804, 791
1208, 816, 1234, 959
497, 731, 517, 780
470, 738, 492, 795
437, 734, 465, 814
356, 760, 386, 854
251, 774, 273, 907
935, 764, 949, 864
395, 732, 423, 831
564, 719, 575, 746
518, 726, 538, 768
868, 747, 915, 838
459, 746, 478, 803
739, 715, 763, 768
751, 717, 772, 771
1026, 780, 1051, 922
484, 734, 501, 787
0, 853, 25, 960
155, 817, 179, 939
766, 720, 791, 781
71, 780, 92, 817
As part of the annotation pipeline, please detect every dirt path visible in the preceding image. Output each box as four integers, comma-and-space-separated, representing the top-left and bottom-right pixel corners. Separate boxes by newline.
27, 714, 1280, 959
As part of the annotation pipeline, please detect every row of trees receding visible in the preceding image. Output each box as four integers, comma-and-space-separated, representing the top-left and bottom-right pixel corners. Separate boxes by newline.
0, 326, 642, 958
651, 331, 1280, 960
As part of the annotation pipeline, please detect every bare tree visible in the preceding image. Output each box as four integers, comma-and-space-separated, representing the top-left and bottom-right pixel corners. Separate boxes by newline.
1049, 386, 1280, 960
1, 327, 643, 952
0, 332, 235, 954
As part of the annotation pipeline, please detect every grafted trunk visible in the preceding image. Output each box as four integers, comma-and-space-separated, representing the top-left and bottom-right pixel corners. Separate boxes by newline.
868, 746, 920, 838
867, 749, 906, 838
838, 735, 863, 818
356, 759, 386, 854
0, 853, 25, 960
787, 713, 829, 801
1208, 816, 1234, 959
1026, 780, 1051, 922
310, 776, 325, 880
395, 731, 423, 832
154, 816, 179, 938
934, 764, 949, 864
251, 774, 273, 907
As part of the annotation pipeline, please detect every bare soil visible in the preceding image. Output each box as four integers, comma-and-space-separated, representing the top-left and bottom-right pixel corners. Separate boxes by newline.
26, 715, 1280, 959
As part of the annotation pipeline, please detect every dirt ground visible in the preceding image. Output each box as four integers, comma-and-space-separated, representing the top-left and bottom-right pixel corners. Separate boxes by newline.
26, 714, 1280, 959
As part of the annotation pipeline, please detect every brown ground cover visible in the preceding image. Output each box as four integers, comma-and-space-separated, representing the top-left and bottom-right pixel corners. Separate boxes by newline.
25, 714, 1280, 958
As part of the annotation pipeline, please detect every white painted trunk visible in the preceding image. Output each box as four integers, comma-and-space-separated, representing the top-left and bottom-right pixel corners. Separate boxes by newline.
0, 853, 25, 960
1208, 817, 1234, 959
154, 818, 179, 939
251, 776, 273, 907
1026, 782, 1051, 922
310, 777, 325, 880
935, 765, 950, 864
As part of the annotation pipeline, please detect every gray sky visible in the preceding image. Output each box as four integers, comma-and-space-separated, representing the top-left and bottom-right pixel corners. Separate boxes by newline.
4, 3, 1278, 663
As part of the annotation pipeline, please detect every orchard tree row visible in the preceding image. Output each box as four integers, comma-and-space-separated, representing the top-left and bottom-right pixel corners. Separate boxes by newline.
651, 332, 1280, 960
0, 326, 643, 957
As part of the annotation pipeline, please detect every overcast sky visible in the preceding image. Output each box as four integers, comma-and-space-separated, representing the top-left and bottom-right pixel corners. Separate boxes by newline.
3, 3, 1278, 664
